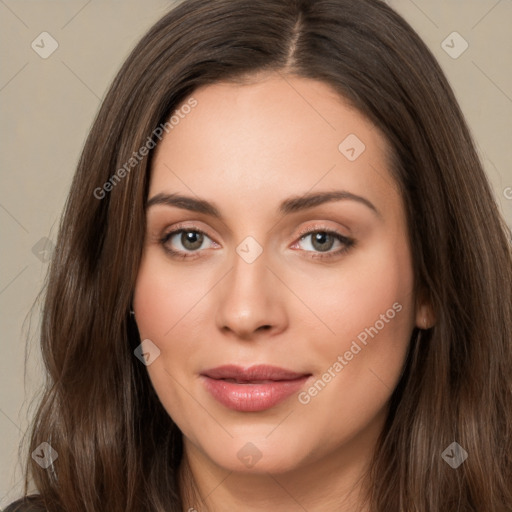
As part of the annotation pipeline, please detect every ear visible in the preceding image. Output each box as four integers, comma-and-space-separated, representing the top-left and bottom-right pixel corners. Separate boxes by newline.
415, 291, 435, 330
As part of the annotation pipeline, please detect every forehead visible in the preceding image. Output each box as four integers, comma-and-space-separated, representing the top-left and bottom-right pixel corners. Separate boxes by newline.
149, 73, 399, 219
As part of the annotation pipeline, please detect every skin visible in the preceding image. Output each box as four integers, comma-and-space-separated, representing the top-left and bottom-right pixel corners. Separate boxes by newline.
133, 72, 433, 512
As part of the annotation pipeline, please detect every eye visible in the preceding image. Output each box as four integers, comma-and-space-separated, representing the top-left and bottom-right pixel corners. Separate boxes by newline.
159, 225, 355, 261
292, 228, 355, 260
160, 226, 218, 259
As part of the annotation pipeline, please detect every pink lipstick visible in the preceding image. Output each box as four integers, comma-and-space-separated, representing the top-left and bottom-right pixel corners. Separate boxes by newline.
200, 364, 311, 412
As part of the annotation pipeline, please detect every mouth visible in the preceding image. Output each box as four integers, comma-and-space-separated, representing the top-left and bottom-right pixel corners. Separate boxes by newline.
200, 364, 312, 412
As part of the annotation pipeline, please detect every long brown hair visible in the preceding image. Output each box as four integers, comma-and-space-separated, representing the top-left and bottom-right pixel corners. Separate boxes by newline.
11, 0, 512, 510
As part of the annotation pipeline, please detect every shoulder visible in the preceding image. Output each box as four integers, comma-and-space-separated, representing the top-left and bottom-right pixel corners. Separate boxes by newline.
3, 495, 47, 511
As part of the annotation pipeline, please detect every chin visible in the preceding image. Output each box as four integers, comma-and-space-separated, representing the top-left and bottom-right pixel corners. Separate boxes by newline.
196, 433, 311, 475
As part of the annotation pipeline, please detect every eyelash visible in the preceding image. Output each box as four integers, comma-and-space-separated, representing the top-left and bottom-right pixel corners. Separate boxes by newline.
159, 224, 356, 261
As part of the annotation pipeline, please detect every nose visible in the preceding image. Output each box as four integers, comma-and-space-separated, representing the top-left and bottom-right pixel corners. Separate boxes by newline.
215, 245, 288, 341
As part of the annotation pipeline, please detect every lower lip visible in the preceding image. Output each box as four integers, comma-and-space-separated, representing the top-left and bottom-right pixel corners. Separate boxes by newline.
201, 375, 310, 412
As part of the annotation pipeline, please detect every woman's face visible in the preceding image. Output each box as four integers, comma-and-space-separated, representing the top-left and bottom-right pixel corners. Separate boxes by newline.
133, 72, 428, 477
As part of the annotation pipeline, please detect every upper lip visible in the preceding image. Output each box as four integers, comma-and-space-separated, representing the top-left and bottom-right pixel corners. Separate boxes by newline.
201, 364, 310, 381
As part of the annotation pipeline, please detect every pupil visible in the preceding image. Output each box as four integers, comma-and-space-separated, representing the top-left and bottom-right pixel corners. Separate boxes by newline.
182, 231, 203, 250
312, 232, 334, 252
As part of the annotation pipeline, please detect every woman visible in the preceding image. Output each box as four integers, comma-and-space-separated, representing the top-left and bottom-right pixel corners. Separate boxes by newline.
7, 0, 512, 510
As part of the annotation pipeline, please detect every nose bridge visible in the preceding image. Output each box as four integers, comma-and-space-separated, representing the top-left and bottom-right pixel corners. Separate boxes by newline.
215, 236, 286, 337
227, 239, 273, 312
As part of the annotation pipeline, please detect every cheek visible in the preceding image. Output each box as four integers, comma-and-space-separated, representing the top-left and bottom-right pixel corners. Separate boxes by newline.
131, 251, 202, 372
132, 252, 209, 432
292, 229, 415, 353
294, 235, 415, 435
133, 250, 213, 340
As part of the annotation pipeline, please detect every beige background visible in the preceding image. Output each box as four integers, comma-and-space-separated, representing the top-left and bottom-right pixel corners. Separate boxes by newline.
1, 0, 511, 505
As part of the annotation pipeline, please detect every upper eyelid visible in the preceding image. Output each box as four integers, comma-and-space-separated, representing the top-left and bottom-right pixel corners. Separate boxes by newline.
161, 223, 348, 237
296, 224, 350, 239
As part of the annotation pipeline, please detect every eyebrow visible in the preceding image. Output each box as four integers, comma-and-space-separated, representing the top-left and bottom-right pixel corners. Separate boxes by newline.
146, 190, 381, 218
